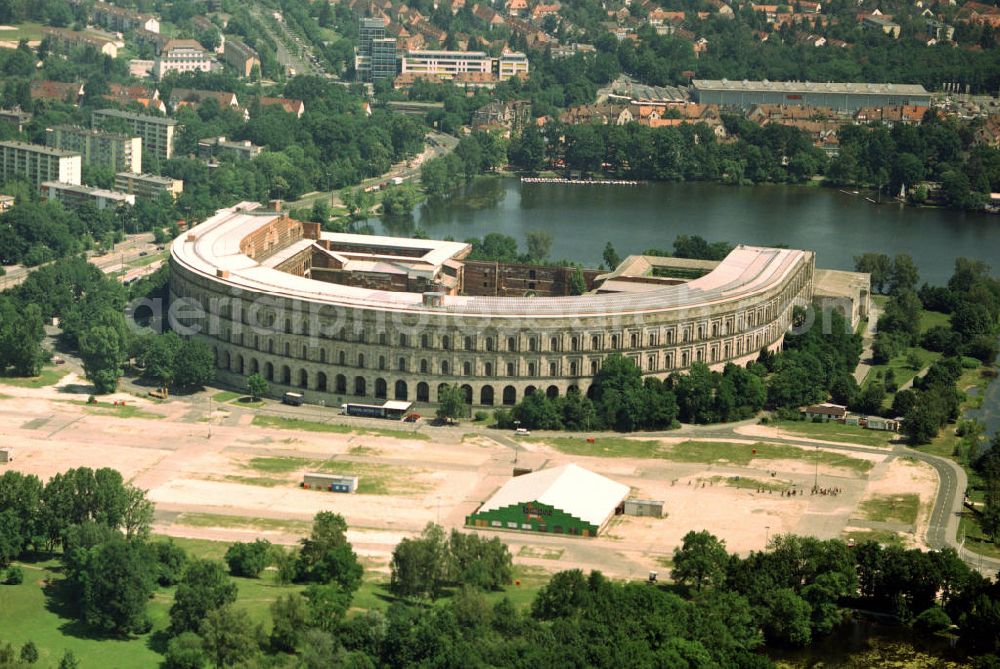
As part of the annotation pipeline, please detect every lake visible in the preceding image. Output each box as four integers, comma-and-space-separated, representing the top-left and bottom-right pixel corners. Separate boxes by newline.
371, 178, 1000, 286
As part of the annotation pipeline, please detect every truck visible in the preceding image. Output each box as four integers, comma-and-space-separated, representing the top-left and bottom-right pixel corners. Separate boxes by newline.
283, 392, 303, 406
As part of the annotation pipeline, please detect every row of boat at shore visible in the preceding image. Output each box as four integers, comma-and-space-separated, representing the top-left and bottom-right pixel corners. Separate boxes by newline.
521, 177, 644, 185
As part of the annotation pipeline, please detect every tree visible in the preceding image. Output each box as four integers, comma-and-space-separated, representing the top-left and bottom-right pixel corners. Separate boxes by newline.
247, 373, 268, 402
296, 512, 363, 591
303, 583, 351, 631
58, 651, 79, 669
763, 588, 813, 647
139, 331, 182, 388
525, 231, 552, 263
390, 522, 449, 600
170, 560, 238, 635
888, 254, 919, 295
173, 339, 215, 389
448, 530, 513, 591
269, 593, 310, 652
854, 253, 891, 294
602, 242, 621, 270
164, 632, 207, 669
671, 530, 728, 592
72, 537, 155, 635
199, 606, 258, 669
436, 384, 468, 422
568, 267, 586, 295
19, 642, 37, 665
79, 324, 126, 394
224, 539, 271, 578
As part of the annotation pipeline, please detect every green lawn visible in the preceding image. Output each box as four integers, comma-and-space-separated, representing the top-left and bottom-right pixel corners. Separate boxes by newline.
773, 420, 895, 447
0, 366, 68, 389
247, 456, 313, 473
251, 414, 428, 440
212, 390, 243, 403
543, 437, 874, 474
918, 309, 950, 333
858, 493, 920, 525
706, 475, 790, 493
862, 346, 940, 391
243, 456, 429, 495
0, 22, 45, 41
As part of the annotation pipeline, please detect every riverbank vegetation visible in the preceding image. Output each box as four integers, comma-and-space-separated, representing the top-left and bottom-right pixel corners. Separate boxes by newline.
5, 467, 1000, 667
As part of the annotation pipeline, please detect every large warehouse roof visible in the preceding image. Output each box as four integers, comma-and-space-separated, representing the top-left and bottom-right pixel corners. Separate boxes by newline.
478, 464, 629, 527
691, 79, 929, 96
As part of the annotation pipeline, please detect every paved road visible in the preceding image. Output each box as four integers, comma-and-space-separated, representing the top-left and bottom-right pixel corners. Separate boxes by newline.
1, 232, 158, 290
854, 302, 881, 384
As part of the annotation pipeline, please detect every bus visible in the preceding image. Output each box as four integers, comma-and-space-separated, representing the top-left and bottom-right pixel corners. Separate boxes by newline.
341, 400, 412, 420
283, 392, 304, 406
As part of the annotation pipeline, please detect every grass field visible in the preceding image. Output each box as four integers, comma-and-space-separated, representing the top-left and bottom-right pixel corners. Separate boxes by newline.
0, 22, 45, 41
517, 545, 565, 560
706, 475, 790, 493
918, 309, 951, 333
543, 437, 874, 473
171, 512, 313, 535
859, 493, 920, 525
0, 366, 68, 389
862, 346, 940, 391
251, 414, 428, 440
773, 420, 895, 447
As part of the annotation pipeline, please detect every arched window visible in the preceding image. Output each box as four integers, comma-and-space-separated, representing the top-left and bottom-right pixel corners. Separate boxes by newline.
697, 326, 704, 340
630, 333, 638, 348
464, 336, 473, 350
486, 337, 494, 352
357, 353, 365, 368
441, 360, 449, 374
570, 361, 578, 376
463, 361, 471, 375
379, 356, 386, 370
398, 357, 407, 371
529, 338, 537, 352
506, 362, 515, 376
399, 333, 408, 346
590, 360, 598, 374
571, 336, 579, 351
591, 335, 599, 350
550, 336, 559, 351
528, 362, 536, 376
648, 355, 655, 370
548, 362, 556, 376
442, 335, 450, 350
338, 351, 346, 365
611, 335, 619, 349
507, 336, 516, 351
421, 334, 429, 348
712, 323, 719, 337
484, 362, 493, 376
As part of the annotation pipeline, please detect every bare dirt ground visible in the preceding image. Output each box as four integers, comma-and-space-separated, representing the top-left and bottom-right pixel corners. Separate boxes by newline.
0, 374, 932, 579
843, 455, 939, 549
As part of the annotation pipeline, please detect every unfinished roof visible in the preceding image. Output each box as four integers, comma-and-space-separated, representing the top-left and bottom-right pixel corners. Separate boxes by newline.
692, 79, 929, 96
172, 202, 812, 320
477, 464, 629, 527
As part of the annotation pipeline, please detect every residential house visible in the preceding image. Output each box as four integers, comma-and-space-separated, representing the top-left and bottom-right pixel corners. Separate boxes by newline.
92, 2, 159, 33
42, 27, 118, 58
223, 39, 261, 78
472, 99, 532, 135
473, 4, 506, 26
925, 18, 955, 40
799, 0, 822, 13
169, 88, 244, 118
197, 136, 263, 161
259, 97, 306, 118
972, 114, 1000, 148
958, 1, 1000, 27
862, 14, 901, 38
531, 2, 561, 21
800, 403, 847, 420
854, 105, 928, 125
29, 81, 84, 107
153, 39, 214, 80
0, 107, 32, 133
506, 0, 528, 16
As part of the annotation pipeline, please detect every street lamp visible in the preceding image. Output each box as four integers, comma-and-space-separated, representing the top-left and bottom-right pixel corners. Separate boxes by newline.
814, 444, 819, 491
764, 525, 770, 549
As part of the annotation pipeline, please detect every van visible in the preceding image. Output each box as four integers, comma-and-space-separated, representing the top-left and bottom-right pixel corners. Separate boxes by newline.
514, 427, 530, 436
283, 392, 304, 406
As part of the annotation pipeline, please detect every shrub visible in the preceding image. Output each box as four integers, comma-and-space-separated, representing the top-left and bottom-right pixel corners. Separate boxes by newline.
4, 566, 24, 585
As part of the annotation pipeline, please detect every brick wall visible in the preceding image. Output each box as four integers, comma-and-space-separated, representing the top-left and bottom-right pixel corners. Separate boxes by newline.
462, 261, 602, 297
239, 215, 311, 261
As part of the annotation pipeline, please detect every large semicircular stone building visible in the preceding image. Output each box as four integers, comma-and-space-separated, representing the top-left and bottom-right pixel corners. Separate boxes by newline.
168, 201, 851, 408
